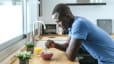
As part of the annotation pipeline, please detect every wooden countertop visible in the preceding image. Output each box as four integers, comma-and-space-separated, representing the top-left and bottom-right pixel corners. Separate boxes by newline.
7, 34, 114, 64
35, 34, 114, 41
112, 34, 114, 39
35, 34, 68, 41
10, 48, 79, 64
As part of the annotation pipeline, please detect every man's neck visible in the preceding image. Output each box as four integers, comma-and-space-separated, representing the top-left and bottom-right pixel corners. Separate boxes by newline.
69, 16, 75, 28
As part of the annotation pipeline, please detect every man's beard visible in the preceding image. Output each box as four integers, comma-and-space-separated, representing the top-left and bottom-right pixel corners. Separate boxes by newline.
62, 20, 71, 33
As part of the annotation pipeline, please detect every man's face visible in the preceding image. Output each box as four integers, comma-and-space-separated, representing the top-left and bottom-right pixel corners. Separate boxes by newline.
52, 13, 70, 31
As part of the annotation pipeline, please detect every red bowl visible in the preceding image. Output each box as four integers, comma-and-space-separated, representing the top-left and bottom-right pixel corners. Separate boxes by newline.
40, 52, 53, 60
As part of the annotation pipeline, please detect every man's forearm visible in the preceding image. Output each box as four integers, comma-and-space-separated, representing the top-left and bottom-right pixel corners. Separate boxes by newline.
54, 36, 70, 51
54, 43, 68, 51
66, 39, 82, 61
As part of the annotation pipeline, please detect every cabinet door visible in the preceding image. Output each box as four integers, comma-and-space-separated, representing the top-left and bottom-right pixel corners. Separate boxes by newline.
97, 19, 112, 34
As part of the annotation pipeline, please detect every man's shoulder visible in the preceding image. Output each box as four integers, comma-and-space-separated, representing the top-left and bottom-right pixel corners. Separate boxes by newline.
73, 16, 87, 26
75, 16, 86, 20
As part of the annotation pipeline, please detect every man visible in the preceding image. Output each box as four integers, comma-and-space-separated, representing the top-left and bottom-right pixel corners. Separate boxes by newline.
45, 3, 114, 64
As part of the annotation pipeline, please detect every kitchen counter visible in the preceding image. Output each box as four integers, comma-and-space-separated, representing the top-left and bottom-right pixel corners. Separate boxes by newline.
9, 48, 79, 64
35, 34, 68, 41
35, 34, 114, 41
112, 34, 114, 39
6, 34, 114, 64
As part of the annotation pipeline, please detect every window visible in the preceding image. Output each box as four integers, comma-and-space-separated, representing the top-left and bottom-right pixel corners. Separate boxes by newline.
0, 0, 23, 44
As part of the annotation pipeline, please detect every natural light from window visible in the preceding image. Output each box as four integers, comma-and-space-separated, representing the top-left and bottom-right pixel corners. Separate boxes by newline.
0, 1, 23, 44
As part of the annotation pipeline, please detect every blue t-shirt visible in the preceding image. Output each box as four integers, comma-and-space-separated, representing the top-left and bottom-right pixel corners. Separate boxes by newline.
69, 16, 114, 64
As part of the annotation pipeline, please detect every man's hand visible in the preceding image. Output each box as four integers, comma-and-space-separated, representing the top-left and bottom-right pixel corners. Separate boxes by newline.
45, 40, 55, 48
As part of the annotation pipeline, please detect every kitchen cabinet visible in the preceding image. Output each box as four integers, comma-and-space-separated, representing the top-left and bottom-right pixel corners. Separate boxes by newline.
97, 19, 112, 35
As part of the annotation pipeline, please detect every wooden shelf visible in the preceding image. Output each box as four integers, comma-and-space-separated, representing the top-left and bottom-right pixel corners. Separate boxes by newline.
65, 3, 106, 6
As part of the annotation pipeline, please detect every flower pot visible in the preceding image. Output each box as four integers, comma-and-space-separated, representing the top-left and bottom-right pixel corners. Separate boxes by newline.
27, 47, 34, 54
19, 59, 29, 64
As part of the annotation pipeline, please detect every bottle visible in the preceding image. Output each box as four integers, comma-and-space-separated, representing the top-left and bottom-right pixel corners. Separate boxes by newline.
57, 27, 63, 35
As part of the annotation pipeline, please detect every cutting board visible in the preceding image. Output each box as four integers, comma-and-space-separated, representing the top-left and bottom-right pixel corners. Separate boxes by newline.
10, 48, 79, 64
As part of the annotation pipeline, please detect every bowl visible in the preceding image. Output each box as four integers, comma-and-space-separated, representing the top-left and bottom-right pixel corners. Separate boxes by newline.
40, 52, 53, 60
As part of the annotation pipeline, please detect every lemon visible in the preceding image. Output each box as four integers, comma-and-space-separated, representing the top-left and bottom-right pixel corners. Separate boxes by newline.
34, 47, 42, 55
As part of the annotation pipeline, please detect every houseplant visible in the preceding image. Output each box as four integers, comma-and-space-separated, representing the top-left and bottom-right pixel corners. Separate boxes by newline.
25, 42, 34, 54
16, 51, 31, 64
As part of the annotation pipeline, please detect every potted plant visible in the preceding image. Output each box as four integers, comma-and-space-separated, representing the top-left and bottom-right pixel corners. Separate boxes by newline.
25, 42, 34, 54
16, 51, 31, 64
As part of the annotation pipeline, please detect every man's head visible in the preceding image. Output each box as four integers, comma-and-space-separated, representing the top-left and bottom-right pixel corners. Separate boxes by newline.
52, 3, 74, 32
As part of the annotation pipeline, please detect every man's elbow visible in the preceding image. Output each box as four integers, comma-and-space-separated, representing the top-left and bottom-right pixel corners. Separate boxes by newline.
67, 55, 76, 61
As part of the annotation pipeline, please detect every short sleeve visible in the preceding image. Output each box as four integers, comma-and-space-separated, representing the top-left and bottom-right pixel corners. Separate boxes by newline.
70, 20, 88, 40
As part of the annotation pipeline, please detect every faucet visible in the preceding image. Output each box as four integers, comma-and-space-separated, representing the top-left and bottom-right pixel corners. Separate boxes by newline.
31, 20, 46, 46
32, 20, 46, 44
35, 21, 46, 37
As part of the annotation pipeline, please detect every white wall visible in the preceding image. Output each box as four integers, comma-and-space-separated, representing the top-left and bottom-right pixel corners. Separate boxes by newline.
41, 0, 114, 33
28, 0, 38, 32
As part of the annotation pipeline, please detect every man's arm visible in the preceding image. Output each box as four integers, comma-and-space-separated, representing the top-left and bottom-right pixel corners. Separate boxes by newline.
45, 36, 82, 61
54, 36, 71, 51
66, 38, 82, 61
